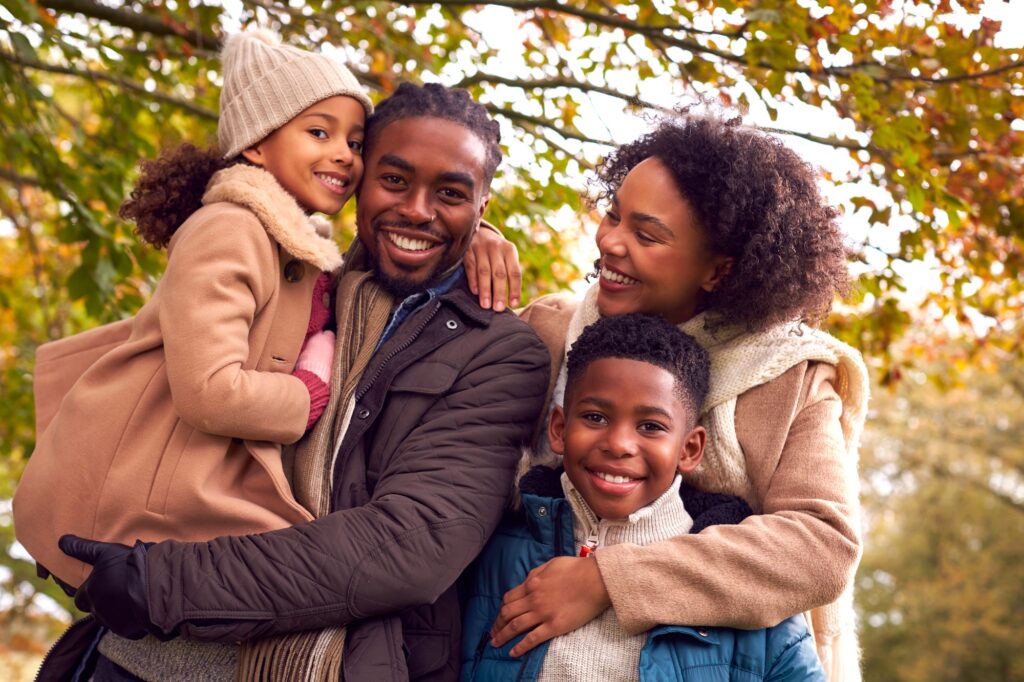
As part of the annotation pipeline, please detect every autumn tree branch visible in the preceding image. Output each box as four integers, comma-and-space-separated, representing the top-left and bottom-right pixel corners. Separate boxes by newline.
402, 0, 1023, 87
0, 168, 44, 187
466, 73, 871, 152
485, 104, 610, 145
458, 73, 670, 113
37, 0, 221, 49
0, 51, 217, 120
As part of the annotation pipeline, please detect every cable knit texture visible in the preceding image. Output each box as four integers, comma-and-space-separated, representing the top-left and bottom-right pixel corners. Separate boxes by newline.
537, 475, 691, 682
218, 29, 372, 159
294, 369, 330, 429
307, 272, 333, 336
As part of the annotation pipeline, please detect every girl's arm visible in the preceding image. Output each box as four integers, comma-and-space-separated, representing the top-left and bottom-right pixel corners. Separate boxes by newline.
465, 220, 521, 312
492, 362, 860, 652
159, 207, 312, 444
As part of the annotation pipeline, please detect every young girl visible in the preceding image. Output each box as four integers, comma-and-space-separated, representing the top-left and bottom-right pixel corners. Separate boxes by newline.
12, 29, 373, 589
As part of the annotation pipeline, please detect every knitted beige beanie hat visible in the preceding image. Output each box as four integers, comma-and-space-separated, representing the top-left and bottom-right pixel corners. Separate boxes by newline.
218, 29, 374, 159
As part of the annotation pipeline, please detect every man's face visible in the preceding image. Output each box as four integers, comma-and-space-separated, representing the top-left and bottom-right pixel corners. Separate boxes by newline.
356, 116, 490, 297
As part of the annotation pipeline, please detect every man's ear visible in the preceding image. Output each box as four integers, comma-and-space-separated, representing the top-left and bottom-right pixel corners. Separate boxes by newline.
701, 256, 733, 293
548, 404, 567, 456
241, 146, 265, 167
476, 193, 491, 228
678, 425, 705, 474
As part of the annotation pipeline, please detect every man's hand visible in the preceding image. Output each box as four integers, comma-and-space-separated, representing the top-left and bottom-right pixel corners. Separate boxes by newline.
58, 535, 160, 640
489, 555, 612, 657
465, 224, 522, 312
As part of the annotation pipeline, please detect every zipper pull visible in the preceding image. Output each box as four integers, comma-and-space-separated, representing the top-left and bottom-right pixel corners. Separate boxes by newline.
579, 530, 598, 557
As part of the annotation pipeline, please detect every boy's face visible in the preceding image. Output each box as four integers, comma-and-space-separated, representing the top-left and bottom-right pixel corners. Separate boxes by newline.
242, 95, 365, 215
550, 357, 704, 520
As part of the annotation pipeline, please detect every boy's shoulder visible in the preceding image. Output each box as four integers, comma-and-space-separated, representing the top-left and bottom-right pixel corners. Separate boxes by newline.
679, 484, 753, 532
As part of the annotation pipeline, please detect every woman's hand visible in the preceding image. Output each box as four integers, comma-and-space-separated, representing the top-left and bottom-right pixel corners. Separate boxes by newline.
489, 555, 612, 656
466, 223, 522, 312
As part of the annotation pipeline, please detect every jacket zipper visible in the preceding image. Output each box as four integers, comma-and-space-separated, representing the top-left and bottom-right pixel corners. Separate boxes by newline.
354, 300, 443, 403
34, 614, 97, 682
471, 628, 490, 675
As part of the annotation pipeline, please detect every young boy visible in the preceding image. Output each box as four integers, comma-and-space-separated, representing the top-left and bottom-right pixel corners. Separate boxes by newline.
460, 313, 825, 681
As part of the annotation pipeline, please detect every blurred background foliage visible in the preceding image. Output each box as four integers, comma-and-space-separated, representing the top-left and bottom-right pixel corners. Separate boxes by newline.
1, 1, 1022, 679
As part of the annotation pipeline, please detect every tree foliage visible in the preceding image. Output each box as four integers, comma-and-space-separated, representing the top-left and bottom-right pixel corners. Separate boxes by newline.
858, 340, 1024, 681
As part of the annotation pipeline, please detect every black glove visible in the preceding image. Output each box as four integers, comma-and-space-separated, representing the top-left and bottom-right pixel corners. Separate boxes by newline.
58, 534, 163, 640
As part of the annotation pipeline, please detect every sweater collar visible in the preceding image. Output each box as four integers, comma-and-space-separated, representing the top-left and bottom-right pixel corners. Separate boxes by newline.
202, 164, 344, 272
560, 472, 693, 550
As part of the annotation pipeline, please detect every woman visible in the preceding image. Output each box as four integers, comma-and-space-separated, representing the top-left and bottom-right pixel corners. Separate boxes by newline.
491, 113, 868, 682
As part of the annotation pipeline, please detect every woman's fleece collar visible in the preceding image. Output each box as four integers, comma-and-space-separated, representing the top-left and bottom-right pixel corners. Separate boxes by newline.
202, 164, 344, 272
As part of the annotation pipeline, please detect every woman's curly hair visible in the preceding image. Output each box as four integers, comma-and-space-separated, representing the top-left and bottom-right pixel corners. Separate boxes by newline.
119, 144, 233, 248
593, 113, 851, 334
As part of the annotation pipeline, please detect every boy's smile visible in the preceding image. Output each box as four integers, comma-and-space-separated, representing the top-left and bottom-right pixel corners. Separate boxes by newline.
550, 357, 703, 520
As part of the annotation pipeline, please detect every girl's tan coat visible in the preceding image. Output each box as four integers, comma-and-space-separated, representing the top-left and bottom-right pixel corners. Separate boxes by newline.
14, 166, 341, 586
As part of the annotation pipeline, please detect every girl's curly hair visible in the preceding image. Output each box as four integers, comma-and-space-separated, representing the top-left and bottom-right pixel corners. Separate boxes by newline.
594, 113, 851, 334
119, 144, 233, 248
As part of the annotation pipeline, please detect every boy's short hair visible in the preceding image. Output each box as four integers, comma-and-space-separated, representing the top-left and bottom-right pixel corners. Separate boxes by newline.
566, 314, 709, 421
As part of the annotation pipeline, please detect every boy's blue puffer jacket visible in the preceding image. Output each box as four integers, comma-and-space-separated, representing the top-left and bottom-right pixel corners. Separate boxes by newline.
460, 466, 826, 682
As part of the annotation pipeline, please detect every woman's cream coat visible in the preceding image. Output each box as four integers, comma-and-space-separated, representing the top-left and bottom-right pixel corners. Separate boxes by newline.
14, 166, 341, 586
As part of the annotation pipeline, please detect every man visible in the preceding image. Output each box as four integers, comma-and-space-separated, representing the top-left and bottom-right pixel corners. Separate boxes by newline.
55, 83, 549, 681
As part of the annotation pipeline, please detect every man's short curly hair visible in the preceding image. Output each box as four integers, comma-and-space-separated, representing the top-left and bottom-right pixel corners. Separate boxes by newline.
365, 82, 502, 185
566, 313, 709, 421
594, 113, 850, 333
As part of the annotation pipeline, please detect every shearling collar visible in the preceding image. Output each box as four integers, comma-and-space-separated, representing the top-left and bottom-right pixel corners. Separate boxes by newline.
202, 164, 344, 272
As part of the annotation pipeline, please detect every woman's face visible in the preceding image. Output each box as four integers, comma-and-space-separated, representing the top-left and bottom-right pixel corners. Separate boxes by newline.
595, 156, 732, 325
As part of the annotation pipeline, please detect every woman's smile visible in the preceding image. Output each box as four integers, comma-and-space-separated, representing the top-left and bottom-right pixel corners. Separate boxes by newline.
594, 156, 731, 325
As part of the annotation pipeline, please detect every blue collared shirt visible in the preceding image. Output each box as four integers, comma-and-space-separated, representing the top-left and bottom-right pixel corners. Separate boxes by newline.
376, 266, 465, 350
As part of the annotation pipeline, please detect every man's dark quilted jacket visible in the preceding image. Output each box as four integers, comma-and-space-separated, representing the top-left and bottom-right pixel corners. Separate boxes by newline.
143, 276, 550, 681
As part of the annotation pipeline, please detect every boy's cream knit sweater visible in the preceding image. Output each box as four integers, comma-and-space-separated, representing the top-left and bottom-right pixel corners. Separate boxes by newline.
538, 474, 692, 682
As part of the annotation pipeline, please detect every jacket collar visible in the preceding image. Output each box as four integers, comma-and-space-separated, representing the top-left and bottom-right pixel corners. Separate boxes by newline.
202, 164, 344, 272
436, 275, 495, 328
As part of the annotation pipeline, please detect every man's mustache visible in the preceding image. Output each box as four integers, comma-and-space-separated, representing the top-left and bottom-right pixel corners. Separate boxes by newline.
372, 217, 451, 244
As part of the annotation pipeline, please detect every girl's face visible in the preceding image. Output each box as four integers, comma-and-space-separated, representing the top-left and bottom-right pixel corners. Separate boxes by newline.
595, 156, 732, 325
242, 95, 365, 215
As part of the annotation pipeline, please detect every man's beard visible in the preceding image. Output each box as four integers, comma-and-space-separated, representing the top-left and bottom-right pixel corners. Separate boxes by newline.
372, 263, 451, 299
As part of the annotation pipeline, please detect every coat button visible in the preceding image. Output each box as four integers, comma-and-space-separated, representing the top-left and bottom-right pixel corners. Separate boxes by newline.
357, 408, 371, 419
445, 319, 458, 330
322, 291, 331, 308
284, 259, 304, 283
536, 505, 547, 516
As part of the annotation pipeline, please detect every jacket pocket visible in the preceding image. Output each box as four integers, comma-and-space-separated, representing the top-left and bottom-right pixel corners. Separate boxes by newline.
388, 360, 459, 395
146, 420, 196, 514
403, 629, 451, 679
